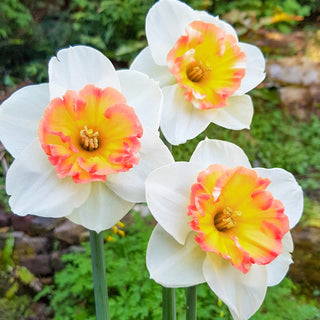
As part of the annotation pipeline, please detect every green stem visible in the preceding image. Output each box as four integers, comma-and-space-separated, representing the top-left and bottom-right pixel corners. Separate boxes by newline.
160, 132, 175, 320
160, 132, 172, 153
90, 230, 110, 320
162, 287, 176, 320
186, 286, 197, 320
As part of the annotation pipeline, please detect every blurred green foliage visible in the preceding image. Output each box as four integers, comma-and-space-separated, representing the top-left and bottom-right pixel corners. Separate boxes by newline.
212, 0, 312, 17
0, 0, 318, 86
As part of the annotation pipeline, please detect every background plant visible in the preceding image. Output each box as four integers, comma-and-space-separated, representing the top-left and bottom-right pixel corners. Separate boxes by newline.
1, 0, 318, 86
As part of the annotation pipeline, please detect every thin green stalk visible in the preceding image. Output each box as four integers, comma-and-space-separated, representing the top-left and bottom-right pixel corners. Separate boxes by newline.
186, 286, 197, 320
162, 287, 176, 320
90, 230, 110, 320
160, 132, 173, 153
160, 132, 175, 320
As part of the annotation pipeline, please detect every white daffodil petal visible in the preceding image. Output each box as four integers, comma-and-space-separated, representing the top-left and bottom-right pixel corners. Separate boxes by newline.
190, 139, 252, 169
67, 182, 134, 233
203, 253, 268, 320
147, 224, 206, 287
209, 95, 253, 130
0, 84, 49, 158
196, 11, 238, 40
106, 128, 174, 203
254, 168, 304, 228
146, 161, 201, 244
6, 139, 90, 218
130, 47, 176, 87
49, 45, 120, 99
161, 85, 211, 145
146, 0, 197, 65
117, 69, 162, 131
235, 43, 266, 95
266, 232, 294, 286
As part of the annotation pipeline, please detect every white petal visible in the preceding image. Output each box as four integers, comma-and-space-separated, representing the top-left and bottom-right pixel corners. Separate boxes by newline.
147, 224, 206, 287
0, 84, 49, 158
203, 253, 268, 320
49, 45, 120, 99
117, 69, 162, 131
106, 128, 174, 203
196, 11, 238, 40
6, 139, 90, 218
209, 95, 254, 130
235, 43, 266, 95
266, 232, 294, 286
146, 0, 197, 65
160, 85, 212, 145
130, 47, 176, 87
190, 139, 252, 169
67, 182, 134, 233
254, 168, 303, 228
146, 161, 201, 244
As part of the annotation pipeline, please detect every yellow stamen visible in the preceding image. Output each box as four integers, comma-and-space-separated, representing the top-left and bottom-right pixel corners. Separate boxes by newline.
80, 125, 99, 151
214, 206, 242, 231
186, 62, 210, 82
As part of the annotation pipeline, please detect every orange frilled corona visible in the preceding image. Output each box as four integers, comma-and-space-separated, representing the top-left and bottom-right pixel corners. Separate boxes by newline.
167, 21, 246, 110
38, 84, 143, 183
188, 165, 289, 273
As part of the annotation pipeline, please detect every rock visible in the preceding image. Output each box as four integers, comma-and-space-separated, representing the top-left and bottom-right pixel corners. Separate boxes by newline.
279, 87, 310, 108
11, 214, 61, 236
50, 251, 65, 272
20, 254, 52, 276
289, 226, 320, 291
27, 216, 60, 237
11, 215, 34, 233
54, 220, 86, 245
267, 57, 320, 86
0, 208, 11, 227
14, 234, 49, 256
79, 230, 90, 242
25, 302, 52, 320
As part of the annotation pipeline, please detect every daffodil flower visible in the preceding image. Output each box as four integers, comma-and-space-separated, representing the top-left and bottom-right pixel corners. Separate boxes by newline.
131, 0, 265, 145
0, 45, 173, 232
146, 139, 303, 320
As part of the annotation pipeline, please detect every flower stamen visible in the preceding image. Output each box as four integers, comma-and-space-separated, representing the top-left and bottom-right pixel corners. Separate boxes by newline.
186, 62, 210, 82
80, 125, 99, 151
214, 206, 242, 231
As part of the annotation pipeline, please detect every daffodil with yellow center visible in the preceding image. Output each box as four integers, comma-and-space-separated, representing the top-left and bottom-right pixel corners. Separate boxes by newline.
131, 0, 266, 145
146, 139, 303, 320
0, 45, 173, 233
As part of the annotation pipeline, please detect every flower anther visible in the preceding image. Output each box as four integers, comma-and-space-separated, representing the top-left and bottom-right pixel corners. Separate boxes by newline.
80, 126, 100, 151
38, 84, 143, 183
167, 21, 246, 109
188, 165, 289, 274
